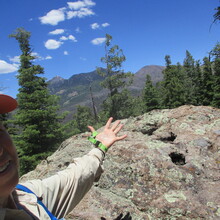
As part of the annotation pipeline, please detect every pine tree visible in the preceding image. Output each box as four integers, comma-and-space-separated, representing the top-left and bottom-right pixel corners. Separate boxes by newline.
211, 43, 220, 107
73, 105, 95, 133
97, 34, 133, 120
183, 50, 197, 105
161, 56, 185, 108
10, 28, 64, 174
143, 75, 160, 112
194, 60, 203, 105
201, 56, 213, 106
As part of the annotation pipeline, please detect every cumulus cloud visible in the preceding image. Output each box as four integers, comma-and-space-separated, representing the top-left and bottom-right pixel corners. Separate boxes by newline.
49, 29, 65, 35
45, 55, 52, 60
91, 37, 106, 45
67, 7, 94, 19
9, 56, 20, 63
60, 36, 68, 41
67, 0, 96, 10
91, 23, 99, 29
90, 22, 110, 30
29, 52, 52, 60
0, 60, 18, 74
68, 35, 77, 42
102, 23, 110, 27
39, 8, 65, 25
60, 35, 77, 42
45, 39, 63, 49
39, 0, 96, 26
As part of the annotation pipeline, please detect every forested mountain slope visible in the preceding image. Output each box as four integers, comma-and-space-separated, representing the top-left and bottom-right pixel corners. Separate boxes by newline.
48, 65, 165, 113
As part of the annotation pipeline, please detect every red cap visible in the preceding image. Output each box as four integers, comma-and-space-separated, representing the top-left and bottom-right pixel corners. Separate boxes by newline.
0, 94, 18, 114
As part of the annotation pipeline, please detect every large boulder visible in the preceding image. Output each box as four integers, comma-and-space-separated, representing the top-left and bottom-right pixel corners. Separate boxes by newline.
20, 105, 220, 219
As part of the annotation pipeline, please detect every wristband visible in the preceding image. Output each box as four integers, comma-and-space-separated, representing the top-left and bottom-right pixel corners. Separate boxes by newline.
88, 131, 108, 153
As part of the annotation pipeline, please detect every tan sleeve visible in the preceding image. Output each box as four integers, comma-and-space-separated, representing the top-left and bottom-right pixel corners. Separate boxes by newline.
22, 148, 105, 219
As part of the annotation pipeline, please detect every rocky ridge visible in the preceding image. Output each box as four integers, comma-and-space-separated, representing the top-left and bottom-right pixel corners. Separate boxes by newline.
20, 105, 220, 219
48, 65, 165, 114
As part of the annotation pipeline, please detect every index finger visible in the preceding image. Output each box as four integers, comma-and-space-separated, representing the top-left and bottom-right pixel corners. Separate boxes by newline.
105, 117, 113, 129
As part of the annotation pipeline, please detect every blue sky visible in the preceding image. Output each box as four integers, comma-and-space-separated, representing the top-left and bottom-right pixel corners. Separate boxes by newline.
0, 0, 220, 98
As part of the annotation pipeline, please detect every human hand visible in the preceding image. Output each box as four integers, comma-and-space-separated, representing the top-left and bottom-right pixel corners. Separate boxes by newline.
88, 117, 127, 149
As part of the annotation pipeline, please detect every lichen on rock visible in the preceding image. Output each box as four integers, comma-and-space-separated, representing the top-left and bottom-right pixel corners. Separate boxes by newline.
20, 105, 220, 219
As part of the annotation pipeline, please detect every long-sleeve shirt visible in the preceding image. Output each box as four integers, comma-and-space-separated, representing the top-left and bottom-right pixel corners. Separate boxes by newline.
0, 148, 105, 220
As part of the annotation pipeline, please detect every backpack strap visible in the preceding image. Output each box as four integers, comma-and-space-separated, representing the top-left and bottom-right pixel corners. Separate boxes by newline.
16, 184, 63, 220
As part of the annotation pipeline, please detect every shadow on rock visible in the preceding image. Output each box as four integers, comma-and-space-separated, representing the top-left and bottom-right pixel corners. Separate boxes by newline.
101, 212, 132, 220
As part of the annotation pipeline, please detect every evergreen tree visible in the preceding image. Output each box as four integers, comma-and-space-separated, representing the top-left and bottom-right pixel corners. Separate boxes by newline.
201, 56, 213, 105
161, 56, 185, 108
73, 105, 95, 133
10, 28, 64, 174
194, 60, 203, 105
213, 6, 220, 24
97, 34, 133, 120
211, 43, 220, 107
183, 50, 197, 105
143, 75, 160, 112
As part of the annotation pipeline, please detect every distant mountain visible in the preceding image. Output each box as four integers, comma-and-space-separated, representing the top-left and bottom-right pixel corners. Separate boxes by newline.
48, 65, 165, 114
129, 65, 165, 95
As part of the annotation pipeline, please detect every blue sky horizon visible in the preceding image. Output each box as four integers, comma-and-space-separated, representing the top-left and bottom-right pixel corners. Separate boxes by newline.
0, 0, 220, 98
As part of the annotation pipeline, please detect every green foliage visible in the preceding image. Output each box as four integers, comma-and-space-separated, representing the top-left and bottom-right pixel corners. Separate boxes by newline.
213, 6, 220, 24
201, 56, 214, 105
161, 56, 186, 108
97, 34, 133, 120
19, 152, 51, 176
183, 50, 197, 105
10, 28, 65, 174
194, 60, 204, 105
143, 75, 160, 112
73, 105, 95, 133
211, 43, 220, 107
100, 89, 135, 120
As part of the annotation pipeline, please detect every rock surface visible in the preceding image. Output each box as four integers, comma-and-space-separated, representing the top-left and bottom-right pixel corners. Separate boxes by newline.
20, 105, 220, 219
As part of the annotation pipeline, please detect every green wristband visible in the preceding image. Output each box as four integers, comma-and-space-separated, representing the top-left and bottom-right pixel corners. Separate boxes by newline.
88, 131, 108, 153
97, 142, 108, 153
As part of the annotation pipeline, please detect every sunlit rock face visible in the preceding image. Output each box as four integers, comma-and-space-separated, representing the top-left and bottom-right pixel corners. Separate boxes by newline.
21, 105, 220, 220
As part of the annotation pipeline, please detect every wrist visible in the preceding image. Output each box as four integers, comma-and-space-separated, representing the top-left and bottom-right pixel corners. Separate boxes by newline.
88, 132, 108, 153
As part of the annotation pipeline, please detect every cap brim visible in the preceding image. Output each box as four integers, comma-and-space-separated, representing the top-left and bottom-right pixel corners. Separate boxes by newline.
0, 94, 18, 114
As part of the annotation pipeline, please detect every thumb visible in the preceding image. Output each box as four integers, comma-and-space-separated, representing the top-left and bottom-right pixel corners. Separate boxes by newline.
88, 125, 95, 133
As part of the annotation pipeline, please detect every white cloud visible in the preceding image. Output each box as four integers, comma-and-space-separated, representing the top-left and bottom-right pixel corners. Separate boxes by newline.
102, 23, 110, 28
0, 60, 18, 74
60, 35, 77, 42
90, 22, 110, 30
31, 52, 44, 60
39, 0, 95, 25
91, 23, 99, 29
49, 29, 65, 35
91, 37, 106, 45
68, 35, 77, 42
67, 7, 94, 19
45, 55, 52, 60
39, 8, 65, 25
60, 36, 68, 41
29, 52, 52, 60
64, 51, 69, 55
9, 56, 20, 63
31, 52, 39, 58
45, 39, 63, 49
67, 0, 96, 10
